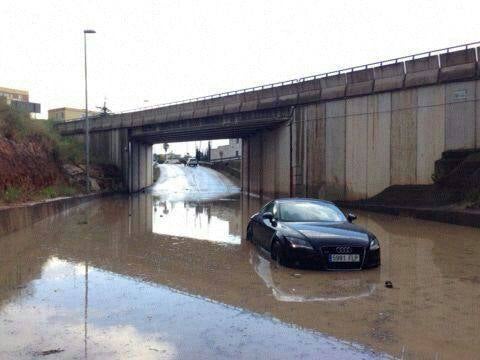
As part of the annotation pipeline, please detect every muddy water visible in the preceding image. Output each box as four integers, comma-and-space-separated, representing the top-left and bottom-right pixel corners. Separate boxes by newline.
1, 178, 480, 358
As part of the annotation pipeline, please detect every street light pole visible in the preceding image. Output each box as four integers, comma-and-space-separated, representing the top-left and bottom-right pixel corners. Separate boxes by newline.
84, 29, 96, 193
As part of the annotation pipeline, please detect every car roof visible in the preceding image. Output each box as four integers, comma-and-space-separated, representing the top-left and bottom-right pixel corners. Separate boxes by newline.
274, 198, 336, 206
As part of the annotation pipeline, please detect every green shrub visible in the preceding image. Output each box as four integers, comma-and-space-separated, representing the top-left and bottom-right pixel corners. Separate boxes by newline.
2, 187, 22, 203
38, 185, 78, 199
39, 186, 57, 199
1, 99, 84, 165
57, 185, 77, 196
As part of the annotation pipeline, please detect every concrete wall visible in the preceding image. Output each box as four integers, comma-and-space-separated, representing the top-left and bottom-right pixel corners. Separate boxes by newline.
0, 193, 103, 238
249, 80, 480, 200
477, 80, 480, 148
367, 93, 391, 196
346, 97, 368, 199
288, 79, 479, 201
325, 100, 346, 199
211, 139, 242, 160
73, 129, 153, 193
243, 122, 291, 198
57, 48, 480, 138
129, 141, 153, 193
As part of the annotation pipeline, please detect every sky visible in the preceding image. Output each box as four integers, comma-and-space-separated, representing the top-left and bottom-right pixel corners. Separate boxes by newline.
1, 0, 479, 154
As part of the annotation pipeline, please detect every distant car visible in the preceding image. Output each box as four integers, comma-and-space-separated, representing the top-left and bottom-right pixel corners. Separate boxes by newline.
246, 198, 380, 270
186, 158, 198, 167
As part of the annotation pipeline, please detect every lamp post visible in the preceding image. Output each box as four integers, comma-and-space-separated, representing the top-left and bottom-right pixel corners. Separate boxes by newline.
84, 29, 96, 192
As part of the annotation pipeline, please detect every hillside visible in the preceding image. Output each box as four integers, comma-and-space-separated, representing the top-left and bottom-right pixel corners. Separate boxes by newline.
0, 99, 120, 204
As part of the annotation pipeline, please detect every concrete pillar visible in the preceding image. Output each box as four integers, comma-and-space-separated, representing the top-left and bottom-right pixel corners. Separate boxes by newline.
241, 139, 249, 193
274, 123, 292, 197
305, 103, 326, 198
477, 80, 480, 148
346, 97, 368, 200
391, 89, 417, 185
367, 93, 391, 197
325, 100, 346, 200
85, 128, 130, 191
416, 85, 445, 184
445, 81, 476, 150
130, 141, 140, 192
129, 140, 153, 193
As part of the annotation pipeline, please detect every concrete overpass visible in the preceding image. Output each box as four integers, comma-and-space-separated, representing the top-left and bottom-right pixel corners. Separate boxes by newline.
57, 42, 480, 199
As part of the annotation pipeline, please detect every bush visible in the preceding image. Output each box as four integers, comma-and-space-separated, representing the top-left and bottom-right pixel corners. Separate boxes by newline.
38, 185, 78, 199
0, 99, 51, 142
0, 99, 84, 164
2, 187, 22, 203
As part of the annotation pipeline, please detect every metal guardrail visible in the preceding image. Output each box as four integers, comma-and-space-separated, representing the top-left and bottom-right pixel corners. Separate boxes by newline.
114, 41, 480, 114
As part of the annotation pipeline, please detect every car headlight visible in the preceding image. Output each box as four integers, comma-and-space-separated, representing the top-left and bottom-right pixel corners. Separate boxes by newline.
285, 236, 314, 250
369, 236, 380, 250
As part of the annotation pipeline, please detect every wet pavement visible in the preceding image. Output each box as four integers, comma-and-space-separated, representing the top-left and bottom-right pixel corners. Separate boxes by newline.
1, 164, 480, 359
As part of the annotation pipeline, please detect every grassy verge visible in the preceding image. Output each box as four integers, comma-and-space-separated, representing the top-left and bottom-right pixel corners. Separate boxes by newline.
0, 98, 84, 164
1, 99, 85, 204
0, 184, 80, 205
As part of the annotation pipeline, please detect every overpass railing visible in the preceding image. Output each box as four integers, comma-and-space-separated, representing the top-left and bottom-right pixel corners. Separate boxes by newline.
115, 41, 480, 114
57, 41, 480, 134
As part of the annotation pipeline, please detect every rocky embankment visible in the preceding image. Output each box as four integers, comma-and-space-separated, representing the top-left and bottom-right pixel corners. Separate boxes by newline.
0, 135, 122, 204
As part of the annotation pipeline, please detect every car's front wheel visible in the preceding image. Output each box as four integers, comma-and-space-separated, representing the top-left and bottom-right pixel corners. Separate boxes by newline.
271, 239, 288, 267
246, 224, 253, 242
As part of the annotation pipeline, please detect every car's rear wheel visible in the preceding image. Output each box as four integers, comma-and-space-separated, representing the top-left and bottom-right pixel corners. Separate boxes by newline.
271, 239, 288, 267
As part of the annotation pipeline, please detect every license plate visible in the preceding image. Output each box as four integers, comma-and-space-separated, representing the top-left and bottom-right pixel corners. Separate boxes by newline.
329, 254, 360, 262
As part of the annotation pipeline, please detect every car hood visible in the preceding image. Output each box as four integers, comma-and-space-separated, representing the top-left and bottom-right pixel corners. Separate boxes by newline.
279, 221, 371, 246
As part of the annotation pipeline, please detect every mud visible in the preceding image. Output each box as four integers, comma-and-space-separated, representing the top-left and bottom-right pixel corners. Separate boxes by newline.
1, 164, 479, 359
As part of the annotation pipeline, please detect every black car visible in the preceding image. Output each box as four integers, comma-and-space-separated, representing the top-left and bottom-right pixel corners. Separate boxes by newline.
246, 198, 380, 270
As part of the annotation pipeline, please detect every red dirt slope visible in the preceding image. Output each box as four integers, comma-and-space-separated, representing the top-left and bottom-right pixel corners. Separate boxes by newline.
0, 136, 61, 192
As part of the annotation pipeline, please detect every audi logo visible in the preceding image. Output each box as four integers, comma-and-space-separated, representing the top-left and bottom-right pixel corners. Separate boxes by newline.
335, 246, 352, 254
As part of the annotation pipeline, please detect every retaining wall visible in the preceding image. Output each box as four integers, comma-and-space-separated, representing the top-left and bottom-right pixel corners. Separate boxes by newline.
291, 79, 480, 201
0, 193, 104, 238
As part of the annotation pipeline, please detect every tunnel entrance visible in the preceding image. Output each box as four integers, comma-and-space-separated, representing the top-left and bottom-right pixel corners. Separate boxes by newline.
151, 138, 242, 199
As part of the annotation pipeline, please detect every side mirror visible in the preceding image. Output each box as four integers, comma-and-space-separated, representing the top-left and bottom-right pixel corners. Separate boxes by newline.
262, 212, 277, 226
262, 212, 274, 221
347, 213, 357, 223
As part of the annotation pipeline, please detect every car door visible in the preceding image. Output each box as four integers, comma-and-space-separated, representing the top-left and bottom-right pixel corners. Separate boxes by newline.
264, 202, 279, 250
252, 201, 273, 247
256, 201, 278, 250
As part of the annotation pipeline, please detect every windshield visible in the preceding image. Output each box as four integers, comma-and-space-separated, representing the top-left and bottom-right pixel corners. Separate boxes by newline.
278, 202, 346, 222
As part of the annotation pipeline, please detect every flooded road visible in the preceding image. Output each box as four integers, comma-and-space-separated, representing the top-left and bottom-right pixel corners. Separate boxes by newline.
1, 165, 480, 359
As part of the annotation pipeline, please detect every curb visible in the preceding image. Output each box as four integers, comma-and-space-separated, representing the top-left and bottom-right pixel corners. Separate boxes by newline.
335, 201, 480, 229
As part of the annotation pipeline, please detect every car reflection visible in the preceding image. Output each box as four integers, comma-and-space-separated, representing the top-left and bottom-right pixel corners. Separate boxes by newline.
250, 249, 378, 302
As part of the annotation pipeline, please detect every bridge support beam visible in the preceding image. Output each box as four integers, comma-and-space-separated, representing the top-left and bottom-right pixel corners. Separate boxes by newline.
242, 122, 292, 198
68, 129, 153, 193
128, 140, 153, 193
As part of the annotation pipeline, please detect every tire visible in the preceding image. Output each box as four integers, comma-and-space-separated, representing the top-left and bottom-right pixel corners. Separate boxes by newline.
271, 239, 288, 267
246, 224, 253, 242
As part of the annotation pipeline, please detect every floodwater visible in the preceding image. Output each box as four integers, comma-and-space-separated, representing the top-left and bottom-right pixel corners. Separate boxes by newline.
1, 165, 479, 359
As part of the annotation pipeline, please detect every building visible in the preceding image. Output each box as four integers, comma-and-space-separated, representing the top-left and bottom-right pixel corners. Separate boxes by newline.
48, 107, 98, 122
210, 138, 242, 161
0, 86, 41, 114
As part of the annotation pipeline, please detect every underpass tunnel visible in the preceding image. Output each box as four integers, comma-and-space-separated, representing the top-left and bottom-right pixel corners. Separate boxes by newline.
151, 138, 243, 193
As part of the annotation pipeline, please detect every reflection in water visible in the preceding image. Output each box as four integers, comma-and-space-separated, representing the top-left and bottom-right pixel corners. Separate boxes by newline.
0, 256, 382, 360
250, 250, 377, 302
0, 192, 479, 359
152, 196, 241, 244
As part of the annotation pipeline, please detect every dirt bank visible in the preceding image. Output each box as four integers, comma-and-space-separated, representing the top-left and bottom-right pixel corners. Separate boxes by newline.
0, 98, 125, 204
0, 136, 61, 193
